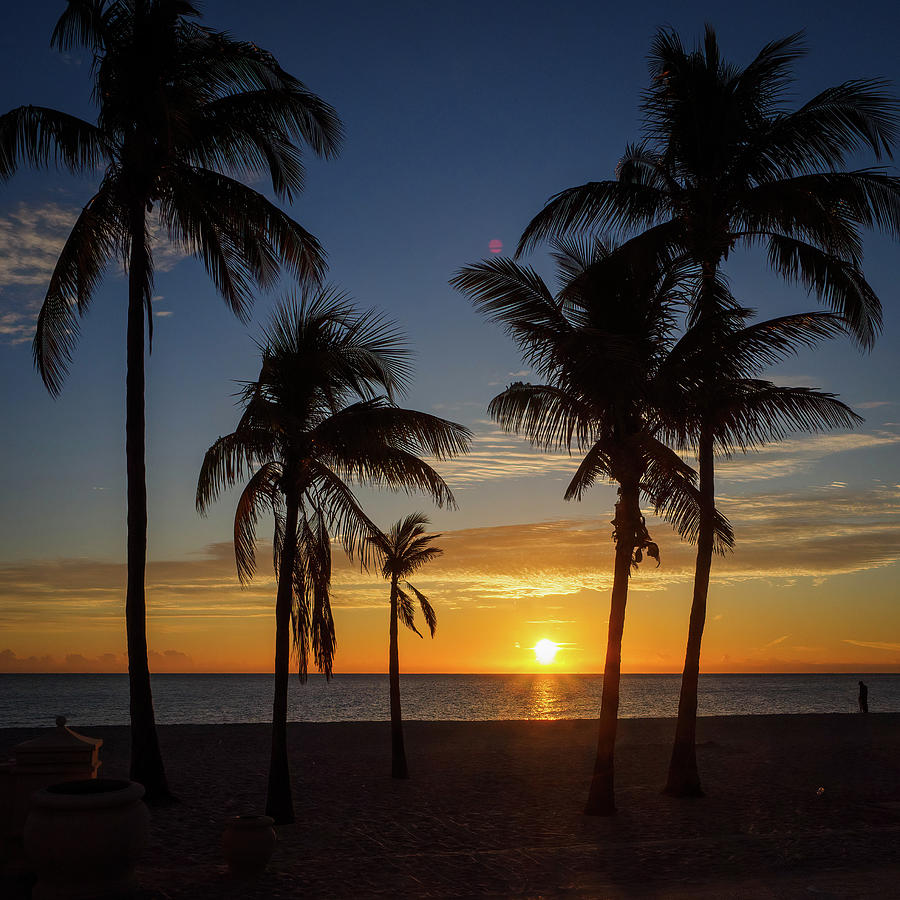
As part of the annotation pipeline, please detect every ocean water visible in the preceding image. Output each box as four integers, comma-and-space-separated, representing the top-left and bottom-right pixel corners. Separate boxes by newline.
2, 673, 899, 729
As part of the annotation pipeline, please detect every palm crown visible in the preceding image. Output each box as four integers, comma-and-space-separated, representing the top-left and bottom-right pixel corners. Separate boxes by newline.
518, 27, 900, 348
0, 0, 342, 392
454, 237, 733, 559
368, 513, 441, 638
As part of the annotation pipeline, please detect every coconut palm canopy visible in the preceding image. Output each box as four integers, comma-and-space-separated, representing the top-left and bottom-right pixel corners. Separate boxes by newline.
368, 512, 441, 638
455, 237, 736, 554
517, 27, 900, 349
0, 0, 341, 390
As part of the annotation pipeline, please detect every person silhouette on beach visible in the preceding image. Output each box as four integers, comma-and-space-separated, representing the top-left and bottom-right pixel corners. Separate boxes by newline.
858, 680, 868, 714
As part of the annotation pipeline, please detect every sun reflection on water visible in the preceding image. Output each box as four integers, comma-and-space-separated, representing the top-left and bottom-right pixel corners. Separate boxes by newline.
525, 675, 564, 720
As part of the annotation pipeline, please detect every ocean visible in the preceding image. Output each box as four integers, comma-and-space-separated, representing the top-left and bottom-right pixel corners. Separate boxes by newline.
2, 673, 899, 729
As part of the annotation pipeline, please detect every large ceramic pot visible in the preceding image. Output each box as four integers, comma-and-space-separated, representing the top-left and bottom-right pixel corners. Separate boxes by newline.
24, 778, 149, 900
222, 814, 276, 877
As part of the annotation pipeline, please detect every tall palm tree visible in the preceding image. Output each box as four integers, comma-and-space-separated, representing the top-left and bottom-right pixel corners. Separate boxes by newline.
515, 26, 898, 798
367, 513, 441, 779
655, 298, 862, 794
0, 0, 341, 801
453, 238, 735, 815
196, 291, 470, 823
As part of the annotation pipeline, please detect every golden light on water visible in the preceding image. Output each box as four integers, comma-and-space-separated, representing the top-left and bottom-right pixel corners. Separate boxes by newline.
534, 638, 559, 665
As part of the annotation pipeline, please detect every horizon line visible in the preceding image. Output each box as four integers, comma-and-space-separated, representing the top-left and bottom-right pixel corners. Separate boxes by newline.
3, 670, 897, 677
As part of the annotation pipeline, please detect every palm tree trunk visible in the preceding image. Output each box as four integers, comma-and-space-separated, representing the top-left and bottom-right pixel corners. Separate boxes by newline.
389, 577, 408, 779
665, 420, 715, 796
125, 200, 170, 804
266, 492, 299, 824
585, 479, 639, 815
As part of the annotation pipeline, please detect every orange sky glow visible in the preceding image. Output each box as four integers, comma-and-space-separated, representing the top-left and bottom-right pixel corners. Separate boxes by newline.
3, 481, 899, 674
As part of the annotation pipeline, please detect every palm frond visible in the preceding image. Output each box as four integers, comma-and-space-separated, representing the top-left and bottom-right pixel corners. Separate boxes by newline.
516, 181, 669, 256
489, 382, 595, 452
233, 461, 283, 584
639, 437, 734, 554
722, 310, 849, 374
712, 382, 862, 452
189, 84, 341, 188
758, 79, 900, 174
303, 459, 379, 566
395, 586, 423, 637
451, 257, 568, 336
50, 0, 110, 51
261, 290, 414, 402
196, 428, 278, 514
162, 167, 328, 315
405, 582, 436, 637
314, 398, 472, 463
765, 234, 882, 348
291, 507, 335, 680
33, 178, 125, 395
563, 439, 616, 501
0, 106, 108, 178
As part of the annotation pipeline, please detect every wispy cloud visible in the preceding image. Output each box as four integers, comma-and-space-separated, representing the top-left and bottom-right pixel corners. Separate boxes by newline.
0, 202, 75, 289
428, 426, 584, 486
761, 634, 790, 649
842, 640, 900, 653
431, 424, 900, 490
716, 431, 900, 482
5, 480, 898, 632
0, 201, 185, 344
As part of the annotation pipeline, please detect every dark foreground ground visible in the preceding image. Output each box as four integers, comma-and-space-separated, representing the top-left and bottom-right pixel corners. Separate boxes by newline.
3, 715, 900, 898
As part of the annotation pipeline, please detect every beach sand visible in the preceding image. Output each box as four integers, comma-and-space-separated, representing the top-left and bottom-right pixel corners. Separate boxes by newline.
2, 715, 900, 898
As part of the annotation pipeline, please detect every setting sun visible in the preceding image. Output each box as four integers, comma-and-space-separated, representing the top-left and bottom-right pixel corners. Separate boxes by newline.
534, 639, 559, 665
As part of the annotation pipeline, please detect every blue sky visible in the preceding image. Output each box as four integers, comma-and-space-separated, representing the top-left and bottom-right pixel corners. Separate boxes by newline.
0, 0, 898, 673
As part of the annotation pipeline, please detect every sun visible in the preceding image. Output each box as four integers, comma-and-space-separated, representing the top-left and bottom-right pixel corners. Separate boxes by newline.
534, 639, 559, 665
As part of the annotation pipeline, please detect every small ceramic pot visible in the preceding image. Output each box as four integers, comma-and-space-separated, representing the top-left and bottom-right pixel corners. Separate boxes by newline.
222, 814, 276, 877
24, 778, 149, 900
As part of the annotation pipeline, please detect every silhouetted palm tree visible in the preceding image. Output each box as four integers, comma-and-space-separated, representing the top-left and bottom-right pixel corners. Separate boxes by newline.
516, 26, 898, 798
0, 0, 341, 802
196, 291, 470, 822
453, 238, 734, 815
367, 513, 441, 779
655, 297, 862, 793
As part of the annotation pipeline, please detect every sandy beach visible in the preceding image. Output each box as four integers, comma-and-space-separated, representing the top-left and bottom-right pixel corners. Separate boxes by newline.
3, 715, 900, 898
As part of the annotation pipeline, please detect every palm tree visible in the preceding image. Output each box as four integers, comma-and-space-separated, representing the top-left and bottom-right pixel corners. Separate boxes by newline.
515, 26, 898, 798
367, 513, 441, 779
0, 1, 341, 801
453, 238, 734, 815
655, 299, 862, 794
196, 291, 470, 823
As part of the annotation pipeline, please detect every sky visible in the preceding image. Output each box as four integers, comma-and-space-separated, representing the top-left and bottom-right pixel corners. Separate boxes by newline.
0, 0, 899, 675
